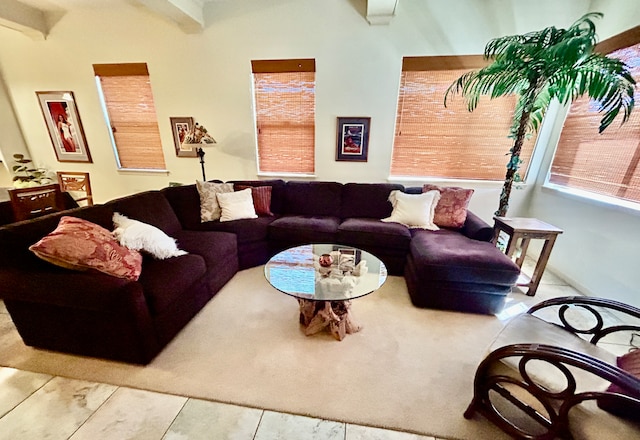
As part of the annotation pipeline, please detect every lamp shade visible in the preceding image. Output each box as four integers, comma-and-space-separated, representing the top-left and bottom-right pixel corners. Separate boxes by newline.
181, 122, 216, 149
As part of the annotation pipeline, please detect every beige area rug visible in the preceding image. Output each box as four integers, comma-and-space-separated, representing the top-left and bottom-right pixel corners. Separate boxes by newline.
0, 266, 571, 440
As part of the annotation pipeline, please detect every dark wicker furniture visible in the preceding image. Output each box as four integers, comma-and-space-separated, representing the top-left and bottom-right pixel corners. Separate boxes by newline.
465, 296, 640, 439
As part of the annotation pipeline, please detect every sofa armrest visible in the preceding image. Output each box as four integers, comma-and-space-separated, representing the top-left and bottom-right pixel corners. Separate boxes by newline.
460, 211, 494, 242
0, 267, 146, 312
527, 296, 640, 345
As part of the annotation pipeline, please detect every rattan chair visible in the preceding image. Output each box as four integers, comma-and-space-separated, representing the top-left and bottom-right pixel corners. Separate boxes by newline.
57, 171, 93, 206
465, 296, 640, 439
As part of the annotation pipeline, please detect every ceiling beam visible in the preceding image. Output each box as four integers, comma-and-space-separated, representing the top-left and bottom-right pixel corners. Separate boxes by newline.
0, 0, 47, 40
366, 0, 398, 25
136, 0, 205, 34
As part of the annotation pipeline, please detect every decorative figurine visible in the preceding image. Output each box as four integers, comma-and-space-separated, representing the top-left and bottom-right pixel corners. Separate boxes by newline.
319, 253, 333, 267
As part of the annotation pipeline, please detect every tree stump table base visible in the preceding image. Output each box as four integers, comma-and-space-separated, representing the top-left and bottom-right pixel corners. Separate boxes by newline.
298, 299, 362, 341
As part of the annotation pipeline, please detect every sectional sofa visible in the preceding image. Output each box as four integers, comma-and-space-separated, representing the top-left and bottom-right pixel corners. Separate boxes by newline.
0, 180, 520, 364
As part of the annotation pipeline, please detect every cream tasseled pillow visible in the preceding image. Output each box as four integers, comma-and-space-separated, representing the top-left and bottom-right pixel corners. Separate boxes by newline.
216, 188, 258, 222
196, 181, 234, 222
381, 190, 441, 230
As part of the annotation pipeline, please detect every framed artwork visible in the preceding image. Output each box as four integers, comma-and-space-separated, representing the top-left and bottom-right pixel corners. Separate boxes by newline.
170, 116, 197, 157
36, 91, 92, 163
336, 117, 370, 162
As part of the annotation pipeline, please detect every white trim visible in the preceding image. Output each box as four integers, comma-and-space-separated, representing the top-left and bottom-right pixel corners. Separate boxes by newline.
541, 182, 640, 216
116, 168, 170, 174
257, 172, 316, 179
95, 76, 123, 170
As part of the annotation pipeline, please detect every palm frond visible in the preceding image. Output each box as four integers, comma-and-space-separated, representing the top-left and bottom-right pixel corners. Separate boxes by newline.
545, 53, 635, 131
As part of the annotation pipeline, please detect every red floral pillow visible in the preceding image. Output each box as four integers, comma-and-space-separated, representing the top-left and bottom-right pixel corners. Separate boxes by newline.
29, 216, 143, 281
422, 184, 474, 228
598, 348, 640, 420
236, 185, 273, 216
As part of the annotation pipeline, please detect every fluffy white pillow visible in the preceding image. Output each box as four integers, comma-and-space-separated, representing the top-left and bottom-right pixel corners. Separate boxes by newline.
216, 188, 258, 222
381, 190, 441, 230
112, 213, 187, 259
196, 181, 235, 222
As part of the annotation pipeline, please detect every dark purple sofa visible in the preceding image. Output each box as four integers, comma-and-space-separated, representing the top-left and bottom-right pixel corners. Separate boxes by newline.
0, 179, 519, 364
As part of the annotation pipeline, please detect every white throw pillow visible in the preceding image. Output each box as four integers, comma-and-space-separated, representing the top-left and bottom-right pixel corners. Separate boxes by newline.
196, 181, 235, 222
381, 190, 441, 230
112, 213, 187, 260
216, 188, 258, 222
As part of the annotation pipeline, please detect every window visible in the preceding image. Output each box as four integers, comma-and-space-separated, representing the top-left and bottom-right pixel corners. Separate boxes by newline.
251, 59, 315, 175
93, 63, 166, 170
390, 56, 537, 181
548, 28, 640, 205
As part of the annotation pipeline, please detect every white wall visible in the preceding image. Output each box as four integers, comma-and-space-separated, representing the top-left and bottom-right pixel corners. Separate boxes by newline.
0, 0, 638, 303
0, 0, 587, 205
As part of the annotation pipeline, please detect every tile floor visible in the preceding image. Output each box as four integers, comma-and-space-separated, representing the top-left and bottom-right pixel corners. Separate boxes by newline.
0, 257, 617, 440
0, 367, 441, 440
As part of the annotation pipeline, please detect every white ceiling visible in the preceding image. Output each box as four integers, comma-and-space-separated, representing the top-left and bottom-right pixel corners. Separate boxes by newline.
1, 0, 398, 39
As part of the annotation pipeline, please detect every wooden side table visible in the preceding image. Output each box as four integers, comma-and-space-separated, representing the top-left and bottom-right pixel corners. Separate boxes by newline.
492, 217, 563, 296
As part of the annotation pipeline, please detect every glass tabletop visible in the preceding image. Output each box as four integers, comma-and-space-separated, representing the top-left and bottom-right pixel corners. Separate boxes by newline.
264, 244, 388, 301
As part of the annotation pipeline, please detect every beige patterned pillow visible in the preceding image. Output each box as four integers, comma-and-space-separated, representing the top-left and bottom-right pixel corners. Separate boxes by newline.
196, 181, 234, 222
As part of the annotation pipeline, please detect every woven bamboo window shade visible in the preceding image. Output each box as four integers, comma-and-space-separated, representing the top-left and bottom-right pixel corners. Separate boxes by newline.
252, 59, 315, 174
549, 28, 640, 204
93, 63, 166, 170
390, 56, 536, 180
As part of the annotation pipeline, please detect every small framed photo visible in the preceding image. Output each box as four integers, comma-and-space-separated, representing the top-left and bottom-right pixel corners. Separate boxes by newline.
170, 116, 196, 157
336, 117, 370, 162
36, 91, 92, 163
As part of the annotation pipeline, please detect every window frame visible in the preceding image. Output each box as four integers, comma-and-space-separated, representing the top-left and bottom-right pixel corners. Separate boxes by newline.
93, 63, 167, 172
543, 26, 640, 213
389, 55, 539, 183
251, 58, 316, 177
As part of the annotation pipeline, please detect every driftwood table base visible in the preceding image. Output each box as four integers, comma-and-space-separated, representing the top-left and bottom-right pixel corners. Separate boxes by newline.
298, 299, 362, 341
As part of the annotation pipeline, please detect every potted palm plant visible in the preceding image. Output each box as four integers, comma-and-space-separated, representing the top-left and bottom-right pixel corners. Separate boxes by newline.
444, 12, 635, 216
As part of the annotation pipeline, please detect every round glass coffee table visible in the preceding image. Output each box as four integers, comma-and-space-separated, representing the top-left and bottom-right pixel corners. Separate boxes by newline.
264, 244, 387, 340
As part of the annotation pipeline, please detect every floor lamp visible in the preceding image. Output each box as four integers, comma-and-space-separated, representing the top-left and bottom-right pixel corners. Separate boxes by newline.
181, 122, 216, 181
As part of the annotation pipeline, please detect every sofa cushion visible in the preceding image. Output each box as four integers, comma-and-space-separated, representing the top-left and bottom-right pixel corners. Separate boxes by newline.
112, 213, 187, 260
382, 190, 440, 230
410, 229, 520, 285
162, 184, 202, 230
422, 184, 474, 229
171, 229, 238, 272
198, 216, 276, 244
337, 218, 412, 250
109, 191, 183, 235
269, 215, 341, 243
196, 181, 234, 222
491, 313, 617, 389
138, 253, 206, 315
283, 181, 343, 217
340, 183, 403, 219
29, 216, 143, 281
